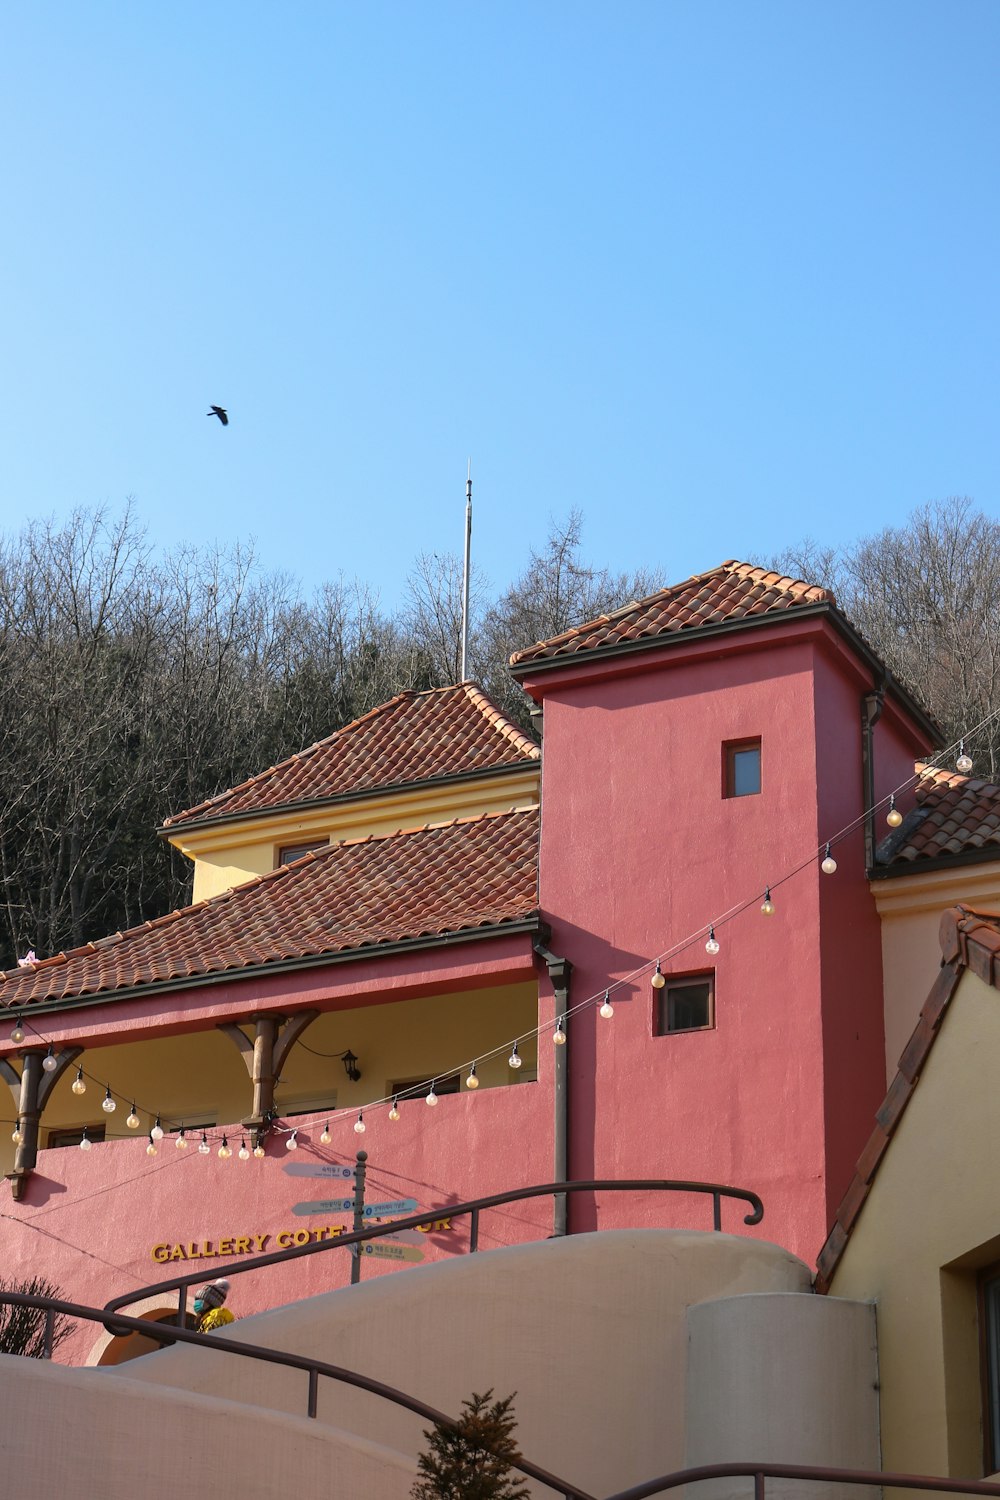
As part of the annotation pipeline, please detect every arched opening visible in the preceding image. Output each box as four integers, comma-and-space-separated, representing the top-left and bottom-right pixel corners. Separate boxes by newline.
88, 1301, 197, 1367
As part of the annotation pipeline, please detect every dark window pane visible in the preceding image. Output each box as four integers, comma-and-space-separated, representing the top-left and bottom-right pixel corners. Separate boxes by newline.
732, 748, 761, 797
657, 978, 714, 1034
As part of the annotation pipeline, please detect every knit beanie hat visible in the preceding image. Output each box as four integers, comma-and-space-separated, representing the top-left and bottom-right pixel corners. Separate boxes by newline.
198, 1280, 229, 1310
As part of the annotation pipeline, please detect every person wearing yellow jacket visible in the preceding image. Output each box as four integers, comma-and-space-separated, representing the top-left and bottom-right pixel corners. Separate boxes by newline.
193, 1279, 235, 1333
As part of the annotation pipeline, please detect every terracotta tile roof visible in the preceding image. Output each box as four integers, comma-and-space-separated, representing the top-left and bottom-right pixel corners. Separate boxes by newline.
509, 561, 834, 669
875, 763, 1000, 870
815, 904, 1000, 1291
0, 809, 540, 1007
164, 683, 539, 831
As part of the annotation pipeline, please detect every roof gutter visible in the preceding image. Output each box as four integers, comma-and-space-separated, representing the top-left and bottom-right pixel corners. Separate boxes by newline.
511, 603, 941, 746
869, 845, 1000, 881
0, 917, 546, 1021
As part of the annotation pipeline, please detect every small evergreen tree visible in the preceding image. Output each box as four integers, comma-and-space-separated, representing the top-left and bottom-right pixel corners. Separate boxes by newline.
411, 1389, 530, 1500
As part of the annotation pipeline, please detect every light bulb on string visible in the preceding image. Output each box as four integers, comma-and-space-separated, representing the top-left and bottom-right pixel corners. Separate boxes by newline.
79, 1127, 91, 1152
176, 1129, 188, 1150
11, 1121, 21, 1145
102, 1086, 116, 1114
600, 991, 614, 1019
957, 740, 973, 774
760, 888, 775, 916
238, 1138, 250, 1160
705, 926, 720, 956
218, 1135, 232, 1159
821, 844, 838, 875
150, 1117, 164, 1141
552, 1018, 567, 1045
126, 1105, 139, 1129
41, 1047, 57, 1073
285, 1130, 298, 1151
388, 1097, 400, 1121
354, 1111, 366, 1134
198, 1132, 210, 1155
651, 960, 666, 990
886, 794, 903, 828
320, 1122, 331, 1144
146, 1134, 157, 1157
71, 1067, 86, 1096
466, 1063, 479, 1089
508, 1043, 522, 1069
9, 1017, 24, 1045
426, 1084, 438, 1107
253, 1142, 266, 1159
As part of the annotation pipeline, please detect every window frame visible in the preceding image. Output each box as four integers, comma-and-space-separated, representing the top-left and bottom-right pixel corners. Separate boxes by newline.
723, 737, 762, 799
388, 1073, 461, 1102
47, 1123, 107, 1150
654, 971, 716, 1037
276, 839, 329, 868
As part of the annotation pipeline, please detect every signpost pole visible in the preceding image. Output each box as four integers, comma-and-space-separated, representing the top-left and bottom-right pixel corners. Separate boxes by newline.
351, 1150, 367, 1285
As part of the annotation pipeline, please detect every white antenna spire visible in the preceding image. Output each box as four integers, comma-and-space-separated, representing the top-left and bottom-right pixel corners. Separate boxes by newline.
460, 459, 472, 682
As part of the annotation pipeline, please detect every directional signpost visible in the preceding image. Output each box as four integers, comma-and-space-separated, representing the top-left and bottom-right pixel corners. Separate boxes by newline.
282, 1152, 432, 1280
291, 1198, 355, 1217
283, 1162, 356, 1180
362, 1242, 424, 1264
363, 1199, 418, 1217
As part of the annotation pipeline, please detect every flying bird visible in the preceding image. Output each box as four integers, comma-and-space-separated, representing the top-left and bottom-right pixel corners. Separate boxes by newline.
207, 405, 229, 425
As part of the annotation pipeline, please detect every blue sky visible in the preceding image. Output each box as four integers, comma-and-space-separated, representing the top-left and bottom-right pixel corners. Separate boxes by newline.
2, 2, 997, 605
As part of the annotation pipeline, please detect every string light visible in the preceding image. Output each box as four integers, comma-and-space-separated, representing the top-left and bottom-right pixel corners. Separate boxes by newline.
198, 1132, 210, 1155
353, 1110, 366, 1134
126, 1105, 139, 1129
552, 1019, 566, 1045
218, 1135, 232, 1159
41, 1047, 57, 1073
146, 1134, 157, 1157
600, 991, 614, 1018
388, 1097, 400, 1121
285, 1129, 298, 1150
102, 1086, 116, 1114
150, 1117, 164, 1141
11, 1121, 21, 1144
79, 1127, 91, 1152
238, 1138, 250, 1160
508, 1043, 522, 1069
466, 1063, 479, 1089
176, 1129, 188, 1150
957, 740, 973, 774
651, 961, 665, 990
821, 844, 837, 875
253, 1142, 266, 1159
426, 1084, 438, 1107
319, 1122, 331, 1144
886, 794, 902, 828
71, 1067, 86, 1096
9, 1017, 24, 1045
705, 926, 720, 956
760, 888, 775, 916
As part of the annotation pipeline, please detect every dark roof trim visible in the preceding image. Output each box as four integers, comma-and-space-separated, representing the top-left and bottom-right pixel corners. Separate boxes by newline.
0, 916, 545, 1021
510, 602, 941, 746
159, 759, 539, 839
869, 843, 1000, 880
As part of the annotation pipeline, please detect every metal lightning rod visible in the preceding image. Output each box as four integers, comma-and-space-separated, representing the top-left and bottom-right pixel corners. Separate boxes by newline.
460, 459, 472, 682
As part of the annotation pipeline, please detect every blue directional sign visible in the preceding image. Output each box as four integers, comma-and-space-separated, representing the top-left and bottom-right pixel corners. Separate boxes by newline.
363, 1199, 418, 1217
291, 1198, 355, 1216
283, 1162, 356, 1180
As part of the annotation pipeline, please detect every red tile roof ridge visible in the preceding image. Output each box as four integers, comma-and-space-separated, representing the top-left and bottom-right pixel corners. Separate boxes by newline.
162, 682, 537, 830
815, 903, 1000, 1291
915, 760, 998, 796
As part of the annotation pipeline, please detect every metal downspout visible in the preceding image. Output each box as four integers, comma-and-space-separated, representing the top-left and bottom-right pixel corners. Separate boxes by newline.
861, 681, 886, 872
534, 942, 572, 1236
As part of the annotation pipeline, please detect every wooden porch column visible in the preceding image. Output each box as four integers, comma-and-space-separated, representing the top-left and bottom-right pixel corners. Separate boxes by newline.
218, 1011, 319, 1147
1, 1045, 83, 1199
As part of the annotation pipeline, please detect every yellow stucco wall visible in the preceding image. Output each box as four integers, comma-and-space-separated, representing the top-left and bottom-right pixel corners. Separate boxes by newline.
872, 862, 1000, 1082
0, 981, 538, 1175
829, 967, 1000, 1477
170, 770, 540, 903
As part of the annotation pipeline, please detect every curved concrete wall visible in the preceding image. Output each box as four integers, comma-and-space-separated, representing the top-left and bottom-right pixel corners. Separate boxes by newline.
121, 1229, 814, 1497
686, 1292, 880, 1500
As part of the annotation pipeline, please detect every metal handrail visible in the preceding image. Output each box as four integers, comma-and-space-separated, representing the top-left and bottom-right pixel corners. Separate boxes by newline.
0, 1290, 595, 1500
104, 1176, 764, 1321
602, 1462, 1000, 1500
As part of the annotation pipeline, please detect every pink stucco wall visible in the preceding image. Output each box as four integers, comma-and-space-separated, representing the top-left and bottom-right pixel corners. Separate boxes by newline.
527, 619, 933, 1263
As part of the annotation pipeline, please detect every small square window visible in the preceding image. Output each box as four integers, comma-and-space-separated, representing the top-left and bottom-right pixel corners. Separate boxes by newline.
656, 974, 715, 1035
724, 739, 761, 798
277, 840, 329, 868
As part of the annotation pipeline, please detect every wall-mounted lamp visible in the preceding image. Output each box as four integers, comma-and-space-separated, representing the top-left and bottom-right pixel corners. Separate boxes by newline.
340, 1049, 361, 1082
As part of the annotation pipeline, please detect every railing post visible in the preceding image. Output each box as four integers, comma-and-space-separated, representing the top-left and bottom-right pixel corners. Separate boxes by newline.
178, 1284, 188, 1327
470, 1207, 480, 1253
351, 1150, 368, 1285
713, 1191, 722, 1231
755, 1470, 766, 1500
308, 1367, 319, 1419
42, 1307, 55, 1359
